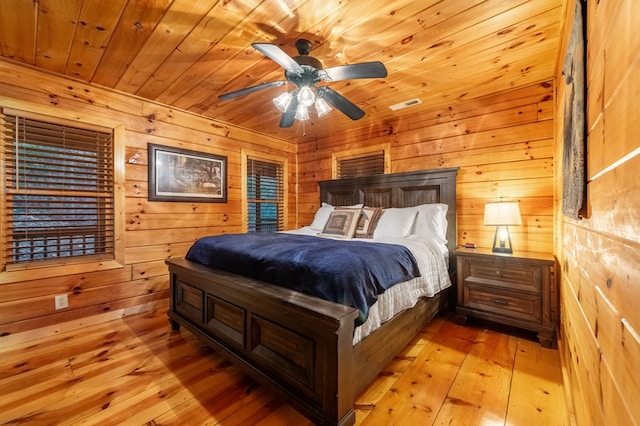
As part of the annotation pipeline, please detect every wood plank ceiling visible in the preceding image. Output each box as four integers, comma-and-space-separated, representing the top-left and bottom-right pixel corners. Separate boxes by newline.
0, 0, 564, 141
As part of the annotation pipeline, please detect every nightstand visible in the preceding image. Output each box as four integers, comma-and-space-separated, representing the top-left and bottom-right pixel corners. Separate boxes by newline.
455, 247, 557, 347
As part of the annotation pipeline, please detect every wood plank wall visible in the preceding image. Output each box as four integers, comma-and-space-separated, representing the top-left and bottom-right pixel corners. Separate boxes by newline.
554, 1, 640, 425
0, 60, 296, 345
298, 82, 555, 254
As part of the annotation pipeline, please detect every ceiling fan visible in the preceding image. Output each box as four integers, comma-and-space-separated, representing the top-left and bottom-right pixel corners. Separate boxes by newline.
218, 39, 388, 128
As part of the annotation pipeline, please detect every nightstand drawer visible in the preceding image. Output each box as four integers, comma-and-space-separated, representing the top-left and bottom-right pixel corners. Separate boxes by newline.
465, 259, 543, 293
462, 284, 541, 323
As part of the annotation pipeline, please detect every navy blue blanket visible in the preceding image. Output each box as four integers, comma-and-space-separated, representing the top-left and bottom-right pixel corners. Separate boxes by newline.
185, 233, 421, 325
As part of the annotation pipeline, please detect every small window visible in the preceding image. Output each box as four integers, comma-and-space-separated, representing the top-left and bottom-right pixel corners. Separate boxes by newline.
1, 111, 114, 268
246, 157, 284, 233
337, 151, 385, 178
332, 144, 390, 179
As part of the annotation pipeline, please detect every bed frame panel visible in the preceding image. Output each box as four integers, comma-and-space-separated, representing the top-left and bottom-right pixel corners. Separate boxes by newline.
165, 167, 458, 426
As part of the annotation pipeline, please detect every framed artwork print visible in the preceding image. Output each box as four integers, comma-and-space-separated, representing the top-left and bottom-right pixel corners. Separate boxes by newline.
148, 143, 227, 203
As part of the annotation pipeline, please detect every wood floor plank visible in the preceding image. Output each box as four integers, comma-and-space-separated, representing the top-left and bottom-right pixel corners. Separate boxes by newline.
506, 337, 569, 425
0, 308, 569, 426
0, 320, 144, 423
433, 328, 517, 424
205, 385, 284, 425
83, 360, 217, 425
253, 404, 315, 426
0, 319, 136, 379
354, 313, 448, 424
359, 320, 482, 425
2, 333, 210, 424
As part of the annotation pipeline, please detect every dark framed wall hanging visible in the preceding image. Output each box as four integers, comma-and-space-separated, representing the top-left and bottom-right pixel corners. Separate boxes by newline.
148, 143, 227, 203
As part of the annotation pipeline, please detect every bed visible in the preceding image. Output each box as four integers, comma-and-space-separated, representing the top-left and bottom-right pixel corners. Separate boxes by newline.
165, 167, 458, 426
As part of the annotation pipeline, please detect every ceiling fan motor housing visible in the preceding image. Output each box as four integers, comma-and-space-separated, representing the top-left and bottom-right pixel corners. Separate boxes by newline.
292, 55, 323, 70
285, 64, 322, 88
288, 38, 323, 85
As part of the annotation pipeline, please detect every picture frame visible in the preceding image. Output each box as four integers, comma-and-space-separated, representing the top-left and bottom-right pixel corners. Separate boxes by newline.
148, 143, 227, 203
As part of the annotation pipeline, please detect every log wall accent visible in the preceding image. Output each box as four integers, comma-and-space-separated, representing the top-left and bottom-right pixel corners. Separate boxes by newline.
0, 59, 296, 345
555, 1, 640, 425
299, 82, 555, 254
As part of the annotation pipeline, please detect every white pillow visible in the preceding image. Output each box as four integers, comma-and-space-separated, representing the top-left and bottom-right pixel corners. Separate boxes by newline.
309, 202, 364, 231
410, 203, 449, 244
373, 208, 418, 239
309, 204, 334, 231
332, 202, 363, 209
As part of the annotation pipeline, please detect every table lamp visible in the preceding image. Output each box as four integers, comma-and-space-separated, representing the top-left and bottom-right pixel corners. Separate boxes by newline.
484, 202, 522, 253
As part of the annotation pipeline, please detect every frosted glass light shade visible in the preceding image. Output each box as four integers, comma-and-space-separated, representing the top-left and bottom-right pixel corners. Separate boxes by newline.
273, 92, 292, 112
297, 86, 315, 107
315, 97, 332, 117
295, 104, 309, 121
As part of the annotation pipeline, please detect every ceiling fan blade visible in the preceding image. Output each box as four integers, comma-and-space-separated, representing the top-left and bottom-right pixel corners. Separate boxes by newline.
323, 61, 388, 81
318, 87, 365, 120
252, 43, 304, 73
218, 80, 287, 101
279, 95, 299, 128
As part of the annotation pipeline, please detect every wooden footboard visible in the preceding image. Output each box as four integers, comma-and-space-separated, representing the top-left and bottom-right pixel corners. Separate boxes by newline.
166, 257, 360, 426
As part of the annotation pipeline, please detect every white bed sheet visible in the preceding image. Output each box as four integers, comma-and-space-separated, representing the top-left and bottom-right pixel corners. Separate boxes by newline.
283, 227, 452, 344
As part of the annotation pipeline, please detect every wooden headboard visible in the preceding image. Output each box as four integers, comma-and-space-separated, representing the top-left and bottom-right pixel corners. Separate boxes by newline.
318, 167, 458, 272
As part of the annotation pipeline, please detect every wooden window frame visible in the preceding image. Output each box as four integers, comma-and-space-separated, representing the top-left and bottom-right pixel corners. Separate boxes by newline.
0, 100, 125, 281
241, 149, 288, 233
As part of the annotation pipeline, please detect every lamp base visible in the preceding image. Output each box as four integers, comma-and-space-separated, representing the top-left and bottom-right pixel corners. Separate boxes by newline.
492, 247, 513, 254
492, 226, 514, 254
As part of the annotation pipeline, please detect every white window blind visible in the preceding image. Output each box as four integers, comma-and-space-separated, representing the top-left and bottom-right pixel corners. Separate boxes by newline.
246, 158, 284, 233
337, 150, 385, 178
2, 112, 114, 266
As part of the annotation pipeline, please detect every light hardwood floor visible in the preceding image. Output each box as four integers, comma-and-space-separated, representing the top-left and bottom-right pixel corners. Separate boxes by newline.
0, 308, 569, 425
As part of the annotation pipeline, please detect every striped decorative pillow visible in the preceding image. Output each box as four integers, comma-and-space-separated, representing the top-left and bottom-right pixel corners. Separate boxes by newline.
355, 206, 383, 238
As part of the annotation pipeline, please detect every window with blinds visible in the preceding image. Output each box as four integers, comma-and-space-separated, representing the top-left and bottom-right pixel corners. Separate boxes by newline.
1, 112, 114, 267
337, 150, 385, 178
246, 158, 284, 233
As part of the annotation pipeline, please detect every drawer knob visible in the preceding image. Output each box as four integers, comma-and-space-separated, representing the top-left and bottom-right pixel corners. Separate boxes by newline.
491, 297, 509, 306
495, 270, 503, 278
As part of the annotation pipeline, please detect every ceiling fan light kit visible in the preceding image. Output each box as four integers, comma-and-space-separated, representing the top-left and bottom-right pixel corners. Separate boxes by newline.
219, 39, 387, 128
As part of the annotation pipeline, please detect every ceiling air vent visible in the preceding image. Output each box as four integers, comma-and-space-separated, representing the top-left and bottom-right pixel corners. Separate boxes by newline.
389, 98, 422, 111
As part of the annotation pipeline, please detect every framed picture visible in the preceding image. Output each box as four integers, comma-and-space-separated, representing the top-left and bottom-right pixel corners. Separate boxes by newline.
148, 143, 227, 203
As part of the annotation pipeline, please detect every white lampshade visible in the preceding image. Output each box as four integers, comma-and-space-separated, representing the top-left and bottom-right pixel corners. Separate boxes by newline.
315, 97, 332, 117
295, 104, 309, 121
296, 86, 315, 107
483, 202, 522, 226
273, 92, 292, 112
